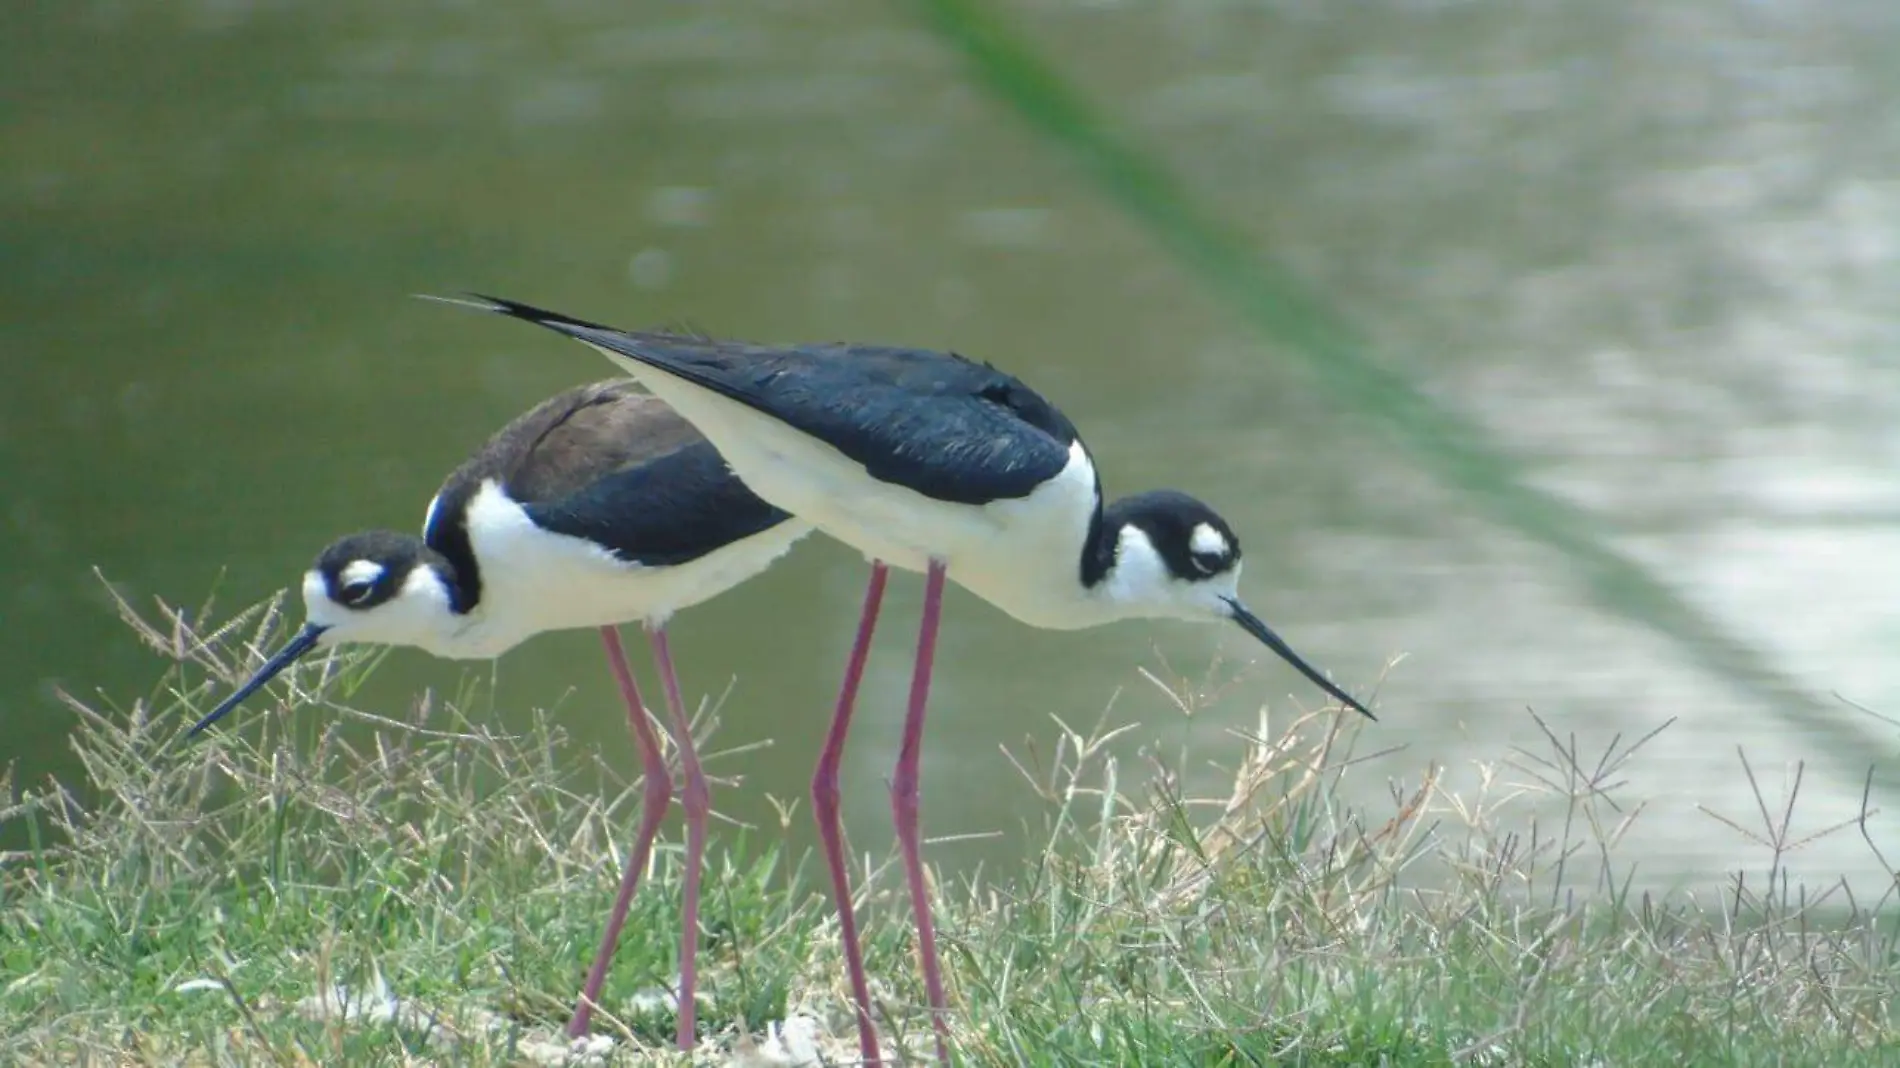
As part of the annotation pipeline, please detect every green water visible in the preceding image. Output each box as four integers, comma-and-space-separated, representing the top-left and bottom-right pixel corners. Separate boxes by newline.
4, 0, 1896, 892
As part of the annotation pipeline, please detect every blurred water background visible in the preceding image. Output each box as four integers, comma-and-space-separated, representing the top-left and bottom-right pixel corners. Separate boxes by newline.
4, 0, 1896, 893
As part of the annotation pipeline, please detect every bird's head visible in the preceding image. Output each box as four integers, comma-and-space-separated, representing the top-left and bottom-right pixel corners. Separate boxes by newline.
1103, 490, 1373, 719
188, 532, 456, 735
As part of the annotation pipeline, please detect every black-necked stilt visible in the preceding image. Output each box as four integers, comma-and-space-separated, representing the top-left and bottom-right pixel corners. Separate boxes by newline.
442, 295, 1375, 1066
189, 379, 811, 1049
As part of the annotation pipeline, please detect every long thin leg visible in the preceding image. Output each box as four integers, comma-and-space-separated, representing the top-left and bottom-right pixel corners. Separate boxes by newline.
568, 626, 673, 1039
812, 562, 889, 1067
892, 558, 950, 1063
647, 624, 707, 1051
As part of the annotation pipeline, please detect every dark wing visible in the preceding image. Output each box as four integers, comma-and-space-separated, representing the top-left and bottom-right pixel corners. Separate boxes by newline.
459, 295, 1087, 506
492, 381, 700, 506
427, 380, 791, 568
524, 438, 791, 566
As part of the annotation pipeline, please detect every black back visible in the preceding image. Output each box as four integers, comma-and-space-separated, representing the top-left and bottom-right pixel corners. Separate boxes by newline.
423, 380, 792, 613
467, 296, 1090, 508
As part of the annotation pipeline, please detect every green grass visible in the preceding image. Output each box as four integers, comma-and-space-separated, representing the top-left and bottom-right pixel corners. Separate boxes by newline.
3, 587, 1896, 1066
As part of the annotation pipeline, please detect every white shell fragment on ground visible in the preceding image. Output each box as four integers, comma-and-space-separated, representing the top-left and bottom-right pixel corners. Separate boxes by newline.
285, 975, 844, 1066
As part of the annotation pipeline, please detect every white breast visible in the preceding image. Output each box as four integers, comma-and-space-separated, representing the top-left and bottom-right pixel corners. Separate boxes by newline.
416, 479, 810, 658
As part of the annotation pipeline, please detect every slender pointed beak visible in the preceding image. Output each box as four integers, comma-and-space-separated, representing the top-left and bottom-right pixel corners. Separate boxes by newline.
187, 623, 330, 737
1223, 598, 1374, 720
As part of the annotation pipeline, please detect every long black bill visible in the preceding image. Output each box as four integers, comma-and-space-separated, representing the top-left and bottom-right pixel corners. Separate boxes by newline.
1223, 598, 1375, 720
188, 623, 330, 737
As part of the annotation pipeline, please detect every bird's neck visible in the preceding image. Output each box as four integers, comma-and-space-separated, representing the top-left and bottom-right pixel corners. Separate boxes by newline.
1081, 520, 1192, 624
1078, 493, 1115, 590
424, 552, 478, 616
424, 514, 484, 615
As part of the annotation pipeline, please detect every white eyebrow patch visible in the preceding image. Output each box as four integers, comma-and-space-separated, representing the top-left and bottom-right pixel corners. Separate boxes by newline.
340, 559, 386, 589
1189, 522, 1228, 559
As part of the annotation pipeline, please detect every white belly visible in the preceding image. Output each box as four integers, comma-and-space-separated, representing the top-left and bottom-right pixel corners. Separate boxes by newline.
419, 480, 811, 658
588, 348, 1118, 631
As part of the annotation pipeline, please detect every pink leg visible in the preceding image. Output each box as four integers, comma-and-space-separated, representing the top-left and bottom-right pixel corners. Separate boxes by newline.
647, 624, 707, 1051
812, 563, 889, 1067
569, 626, 673, 1038
892, 559, 951, 1063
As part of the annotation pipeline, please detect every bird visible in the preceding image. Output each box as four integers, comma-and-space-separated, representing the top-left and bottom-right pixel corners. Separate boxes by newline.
436, 294, 1376, 1067
187, 379, 812, 1050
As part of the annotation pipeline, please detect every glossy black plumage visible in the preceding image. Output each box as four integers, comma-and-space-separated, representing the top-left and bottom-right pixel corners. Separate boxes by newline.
462, 296, 1086, 508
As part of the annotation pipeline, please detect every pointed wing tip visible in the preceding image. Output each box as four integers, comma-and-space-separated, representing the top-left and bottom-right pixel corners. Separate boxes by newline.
411, 292, 532, 318
412, 292, 620, 336
410, 292, 500, 312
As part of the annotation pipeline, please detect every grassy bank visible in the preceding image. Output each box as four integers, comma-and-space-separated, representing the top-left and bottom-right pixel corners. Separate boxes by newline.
3, 588, 1896, 1066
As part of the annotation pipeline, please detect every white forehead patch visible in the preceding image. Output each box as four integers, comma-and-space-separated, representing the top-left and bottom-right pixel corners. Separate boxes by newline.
1189, 522, 1228, 559
340, 559, 386, 589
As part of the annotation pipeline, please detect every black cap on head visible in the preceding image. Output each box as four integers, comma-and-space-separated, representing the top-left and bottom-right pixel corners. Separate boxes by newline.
313, 531, 433, 611
1109, 489, 1242, 582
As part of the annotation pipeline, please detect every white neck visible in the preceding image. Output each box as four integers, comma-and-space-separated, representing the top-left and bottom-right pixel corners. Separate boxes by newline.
301, 566, 513, 660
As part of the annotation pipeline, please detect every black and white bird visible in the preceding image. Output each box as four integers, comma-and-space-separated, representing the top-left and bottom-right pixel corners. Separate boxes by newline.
189, 379, 811, 1050
442, 294, 1376, 1067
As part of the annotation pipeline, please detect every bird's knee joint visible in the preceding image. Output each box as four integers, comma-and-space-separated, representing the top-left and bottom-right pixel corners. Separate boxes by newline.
680, 778, 712, 818
643, 770, 674, 806
810, 775, 842, 816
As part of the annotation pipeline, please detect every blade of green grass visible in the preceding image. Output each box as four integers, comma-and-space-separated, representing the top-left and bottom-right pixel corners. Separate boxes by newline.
907, 0, 1881, 770
9, 591, 1896, 1063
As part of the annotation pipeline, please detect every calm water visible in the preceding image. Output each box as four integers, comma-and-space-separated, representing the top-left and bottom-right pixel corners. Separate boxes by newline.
5, 0, 1897, 894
